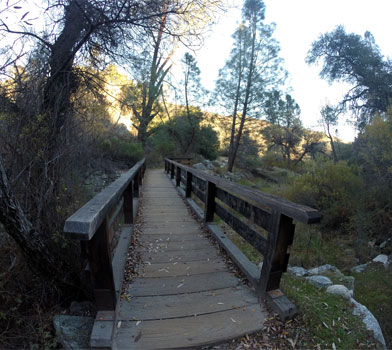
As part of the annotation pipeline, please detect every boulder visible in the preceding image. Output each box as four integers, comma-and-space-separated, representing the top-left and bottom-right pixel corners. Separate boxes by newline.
193, 163, 207, 171
288, 266, 309, 277
351, 298, 386, 347
351, 262, 370, 273
70, 301, 96, 317
308, 264, 338, 275
53, 315, 94, 350
306, 275, 333, 289
203, 160, 215, 170
372, 254, 389, 268
326, 284, 352, 299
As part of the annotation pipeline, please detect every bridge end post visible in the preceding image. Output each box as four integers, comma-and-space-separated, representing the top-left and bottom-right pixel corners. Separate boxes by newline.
123, 183, 133, 224
87, 218, 117, 311
258, 211, 297, 320
176, 166, 181, 187
204, 181, 216, 222
185, 171, 192, 198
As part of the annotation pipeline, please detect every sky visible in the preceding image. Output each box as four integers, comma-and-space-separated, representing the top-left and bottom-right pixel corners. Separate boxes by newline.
193, 0, 392, 142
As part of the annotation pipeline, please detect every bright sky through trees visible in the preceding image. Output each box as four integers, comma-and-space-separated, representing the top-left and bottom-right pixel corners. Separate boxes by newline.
195, 0, 392, 142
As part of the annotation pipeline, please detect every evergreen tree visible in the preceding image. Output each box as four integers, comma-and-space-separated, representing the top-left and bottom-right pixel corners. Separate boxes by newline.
213, 0, 286, 171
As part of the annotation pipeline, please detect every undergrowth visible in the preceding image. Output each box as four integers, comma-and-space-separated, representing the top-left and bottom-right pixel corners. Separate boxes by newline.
281, 274, 382, 349
353, 264, 392, 348
0, 237, 61, 349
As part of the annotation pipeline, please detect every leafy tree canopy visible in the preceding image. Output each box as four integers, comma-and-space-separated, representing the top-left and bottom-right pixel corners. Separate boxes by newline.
306, 25, 392, 129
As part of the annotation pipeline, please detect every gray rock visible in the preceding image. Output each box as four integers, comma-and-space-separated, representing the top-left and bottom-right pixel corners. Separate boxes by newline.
372, 254, 389, 267
53, 315, 94, 349
257, 262, 263, 270
308, 264, 337, 275
288, 266, 309, 277
203, 160, 215, 170
326, 284, 352, 299
351, 262, 370, 273
306, 275, 333, 289
351, 298, 386, 348
70, 301, 96, 317
193, 163, 207, 171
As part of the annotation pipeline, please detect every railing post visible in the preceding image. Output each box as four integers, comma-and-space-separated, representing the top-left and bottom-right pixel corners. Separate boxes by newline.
170, 163, 175, 179
259, 211, 296, 319
259, 211, 294, 293
133, 171, 139, 198
123, 183, 133, 224
176, 166, 181, 187
87, 217, 116, 310
204, 181, 216, 222
186, 171, 192, 198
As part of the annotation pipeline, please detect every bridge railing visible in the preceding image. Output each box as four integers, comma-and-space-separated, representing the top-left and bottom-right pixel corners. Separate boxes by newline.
164, 158, 321, 319
63, 159, 146, 311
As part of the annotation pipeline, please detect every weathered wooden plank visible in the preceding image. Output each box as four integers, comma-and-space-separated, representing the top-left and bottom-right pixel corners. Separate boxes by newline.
215, 202, 268, 255
141, 214, 194, 223
88, 218, 116, 310
166, 159, 321, 224
113, 305, 267, 350
139, 233, 206, 243
192, 175, 206, 192
139, 239, 212, 252
192, 185, 205, 202
204, 181, 216, 222
138, 259, 226, 277
118, 286, 259, 320
141, 223, 201, 234
64, 159, 145, 240
139, 248, 219, 264
216, 187, 271, 230
127, 271, 240, 296
206, 223, 260, 286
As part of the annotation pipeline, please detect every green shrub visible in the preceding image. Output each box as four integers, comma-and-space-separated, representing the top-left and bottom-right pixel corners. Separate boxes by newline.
99, 136, 143, 163
285, 158, 363, 232
147, 109, 220, 161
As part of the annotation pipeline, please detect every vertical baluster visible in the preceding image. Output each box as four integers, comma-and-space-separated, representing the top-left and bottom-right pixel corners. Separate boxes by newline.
204, 181, 216, 222
87, 217, 116, 310
170, 163, 175, 179
133, 171, 139, 198
176, 166, 181, 186
186, 171, 192, 198
123, 183, 133, 224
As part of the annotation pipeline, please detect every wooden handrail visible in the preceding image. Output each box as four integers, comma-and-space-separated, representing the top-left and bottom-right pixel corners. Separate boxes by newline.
64, 158, 146, 311
164, 158, 321, 319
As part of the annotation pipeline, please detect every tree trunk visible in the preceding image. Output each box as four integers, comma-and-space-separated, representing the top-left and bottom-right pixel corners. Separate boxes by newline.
326, 125, 338, 163
0, 153, 65, 280
228, 22, 257, 172
227, 30, 244, 173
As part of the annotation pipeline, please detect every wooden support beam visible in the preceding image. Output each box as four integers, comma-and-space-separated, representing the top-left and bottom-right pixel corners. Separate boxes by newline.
133, 175, 139, 198
204, 181, 216, 222
186, 171, 192, 198
176, 166, 181, 187
87, 218, 116, 310
170, 163, 175, 179
123, 184, 133, 224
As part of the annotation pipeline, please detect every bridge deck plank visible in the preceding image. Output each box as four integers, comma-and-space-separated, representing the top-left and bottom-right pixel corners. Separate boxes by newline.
113, 169, 267, 350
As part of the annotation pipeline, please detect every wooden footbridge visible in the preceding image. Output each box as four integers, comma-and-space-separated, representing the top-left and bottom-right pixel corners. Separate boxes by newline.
64, 158, 321, 349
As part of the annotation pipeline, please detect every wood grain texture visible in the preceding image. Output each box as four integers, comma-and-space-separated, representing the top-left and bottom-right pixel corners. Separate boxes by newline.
137, 259, 226, 277
118, 286, 259, 320
113, 306, 266, 350
114, 169, 267, 350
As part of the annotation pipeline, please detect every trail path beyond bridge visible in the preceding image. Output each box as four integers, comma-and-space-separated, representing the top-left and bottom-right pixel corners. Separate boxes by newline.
112, 169, 268, 350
